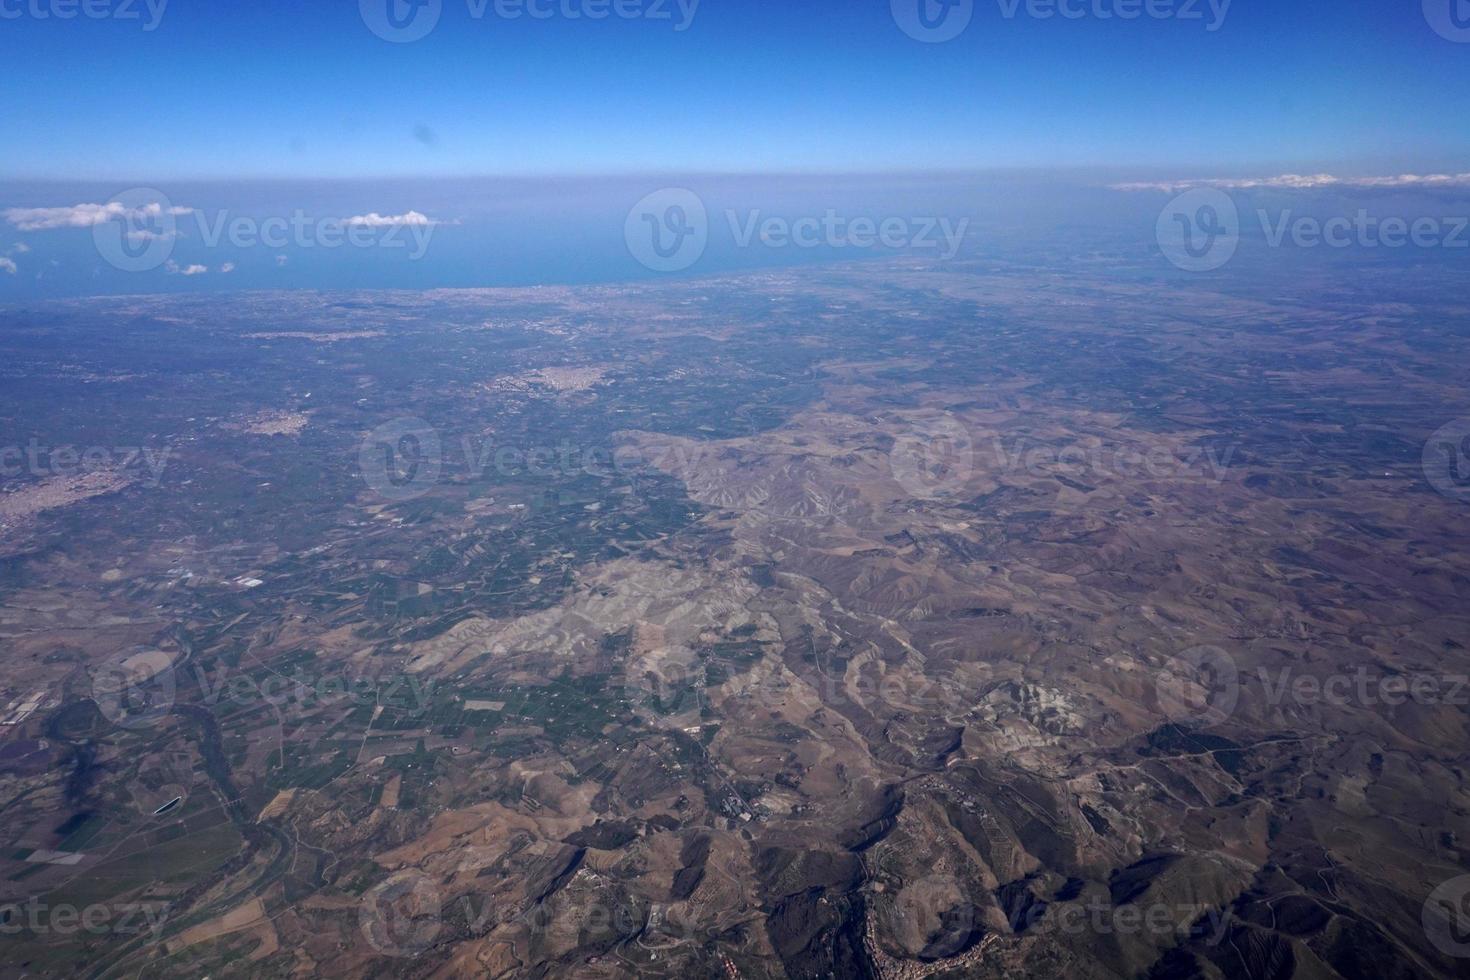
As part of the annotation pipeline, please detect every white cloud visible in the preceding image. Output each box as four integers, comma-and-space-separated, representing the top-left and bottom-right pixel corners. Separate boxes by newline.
8, 242, 30, 255
219, 262, 236, 273
342, 210, 434, 227
125, 229, 177, 243
165, 260, 208, 276
1112, 173, 1470, 193
0, 257, 16, 276
3, 202, 193, 232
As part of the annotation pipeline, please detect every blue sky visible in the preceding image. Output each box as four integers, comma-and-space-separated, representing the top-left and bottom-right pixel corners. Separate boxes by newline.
2, 0, 1468, 179
3, 0, 1468, 300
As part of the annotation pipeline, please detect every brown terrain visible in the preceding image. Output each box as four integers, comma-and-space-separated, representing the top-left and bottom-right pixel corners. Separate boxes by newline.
0, 255, 1467, 978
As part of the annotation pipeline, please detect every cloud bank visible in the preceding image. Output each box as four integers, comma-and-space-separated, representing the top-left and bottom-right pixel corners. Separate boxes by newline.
341, 210, 435, 227
3, 201, 194, 232
1112, 173, 1470, 193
